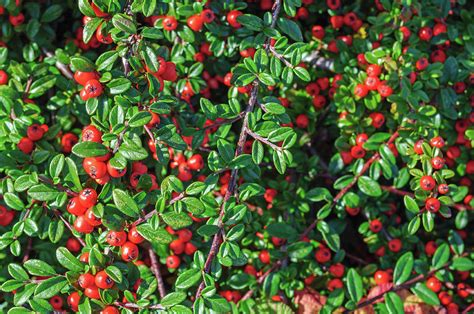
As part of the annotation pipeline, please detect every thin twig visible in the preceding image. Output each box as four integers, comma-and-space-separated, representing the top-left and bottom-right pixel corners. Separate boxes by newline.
193, 1, 283, 303
241, 262, 281, 301
148, 248, 166, 299
38, 175, 78, 196
247, 129, 282, 152
300, 129, 400, 239
54, 211, 85, 247
267, 45, 294, 68
42, 48, 74, 80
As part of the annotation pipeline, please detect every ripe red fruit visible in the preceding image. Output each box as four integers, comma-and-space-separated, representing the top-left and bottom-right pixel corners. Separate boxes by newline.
377, 83, 393, 97
9, 13, 25, 26
177, 229, 192, 242
400, 26, 411, 40
413, 140, 424, 155
388, 238, 402, 252
356, 134, 368, 146
366, 64, 382, 77
106, 230, 127, 246
312, 25, 325, 39
0, 70, 8, 85
84, 286, 100, 300
170, 238, 185, 255
66, 238, 81, 253
345, 206, 360, 216
365, 76, 380, 90
425, 197, 440, 213
82, 125, 102, 142
18, 137, 34, 154
326, 0, 341, 10
107, 161, 127, 178
166, 255, 181, 268
330, 16, 344, 29
96, 24, 112, 44
163, 16, 178, 31
128, 226, 145, 244
83, 158, 107, 179
27, 124, 45, 141
161, 62, 177, 82
350, 145, 366, 159
296, 114, 309, 128
329, 263, 345, 278
74, 71, 99, 86
259, 250, 271, 264
312, 95, 326, 109
187, 14, 204, 32
374, 270, 391, 285
429, 136, 445, 148
79, 188, 98, 208
416, 57, 429, 71
315, 247, 331, 263
354, 84, 369, 98
79, 252, 90, 263
121, 241, 139, 262
101, 306, 120, 314
74, 216, 94, 234
227, 10, 242, 28
84, 79, 104, 99
178, 163, 193, 181
78, 273, 95, 289
201, 9, 215, 23
420, 175, 436, 191
187, 154, 204, 171
95, 270, 114, 289
369, 112, 385, 128
431, 157, 445, 169
91, 2, 108, 17
438, 184, 449, 195
49, 295, 63, 310
184, 242, 197, 255
426, 277, 442, 292
327, 278, 344, 291
369, 219, 383, 233
67, 292, 80, 312
84, 208, 102, 226
419, 26, 433, 41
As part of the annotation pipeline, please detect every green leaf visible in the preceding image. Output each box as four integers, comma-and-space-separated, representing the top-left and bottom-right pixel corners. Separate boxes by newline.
385, 292, 404, 314
142, 0, 157, 17
41, 5, 63, 22
112, 189, 140, 217
65, 157, 82, 192
293, 67, 310, 82
56, 247, 84, 272
236, 14, 263, 31
105, 266, 123, 283
112, 14, 137, 34
129, 111, 152, 127
136, 224, 173, 244
34, 277, 67, 299
49, 154, 65, 178
346, 268, 363, 302
204, 295, 231, 312
83, 18, 102, 44
8, 264, 29, 281
432, 243, 449, 269
277, 18, 303, 41
24, 260, 56, 276
411, 283, 440, 306
78, 0, 95, 16
96, 51, 119, 71
393, 252, 413, 285
404, 195, 420, 214
27, 185, 64, 201
72, 142, 108, 158
266, 223, 297, 239
161, 292, 187, 307
70, 56, 95, 72
451, 257, 474, 271
107, 78, 131, 94
4, 193, 24, 211
162, 211, 193, 229
175, 269, 201, 289
357, 176, 382, 197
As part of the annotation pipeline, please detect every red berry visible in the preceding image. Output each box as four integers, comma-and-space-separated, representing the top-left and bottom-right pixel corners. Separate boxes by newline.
67, 292, 80, 312
438, 184, 449, 195
128, 226, 145, 244
187, 154, 204, 171
106, 230, 127, 246
425, 197, 440, 213
79, 188, 97, 208
84, 79, 103, 99
18, 137, 34, 154
49, 295, 63, 310
419, 26, 433, 41
369, 112, 385, 128
163, 16, 178, 31
184, 242, 197, 255
95, 270, 114, 289
187, 14, 204, 32
426, 277, 442, 292
74, 71, 99, 86
84, 286, 100, 300
107, 161, 127, 178
350, 145, 366, 159
326, 0, 340, 10
84, 208, 102, 227
312, 25, 325, 39
83, 158, 107, 179
78, 273, 95, 289
366, 64, 382, 77
369, 219, 383, 233
0, 70, 8, 85
420, 175, 436, 191
259, 250, 270, 264
388, 238, 402, 252
329, 263, 345, 278
431, 157, 445, 169
354, 84, 369, 98
429, 136, 445, 148
101, 306, 120, 314
201, 9, 215, 23
121, 241, 139, 262
413, 140, 424, 155
166, 255, 181, 268
66, 238, 81, 253
374, 270, 391, 285
74, 216, 94, 234
82, 125, 102, 142
27, 124, 45, 141
227, 10, 242, 28
315, 247, 331, 263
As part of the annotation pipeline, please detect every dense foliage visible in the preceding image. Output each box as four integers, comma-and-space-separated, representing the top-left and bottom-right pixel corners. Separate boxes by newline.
0, 0, 473, 312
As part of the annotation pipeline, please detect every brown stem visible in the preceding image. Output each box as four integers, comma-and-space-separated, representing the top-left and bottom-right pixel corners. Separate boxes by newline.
38, 175, 78, 196
267, 45, 294, 68
148, 248, 166, 299
42, 48, 74, 80
54, 211, 85, 247
193, 1, 283, 303
300, 130, 400, 239
247, 129, 282, 152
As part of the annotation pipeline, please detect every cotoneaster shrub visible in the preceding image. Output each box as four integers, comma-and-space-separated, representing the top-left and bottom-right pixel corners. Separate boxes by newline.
0, 0, 473, 313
